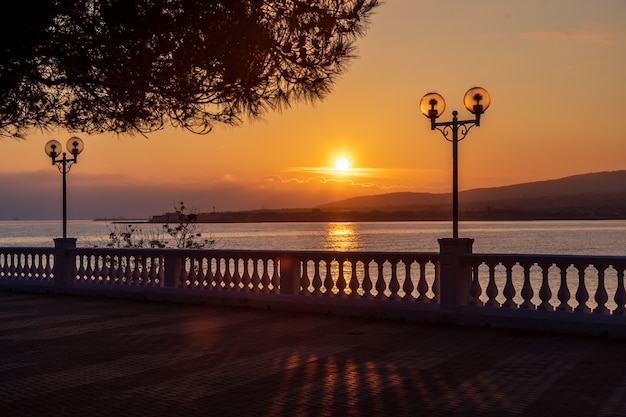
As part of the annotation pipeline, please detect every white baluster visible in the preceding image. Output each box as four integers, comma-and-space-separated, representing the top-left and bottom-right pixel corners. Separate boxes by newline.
260, 258, 271, 293
485, 262, 499, 307
76, 255, 86, 283
214, 257, 224, 290
250, 258, 261, 292
347, 260, 358, 298
362, 260, 373, 299
240, 257, 251, 291
519, 261, 536, 310
131, 256, 141, 285
123, 256, 133, 284
416, 262, 429, 302
335, 259, 347, 296
594, 264, 609, 315
556, 263, 573, 312
312, 259, 323, 295
175, 257, 187, 288
537, 263, 554, 311
431, 260, 439, 303
146, 256, 156, 286
85, 255, 95, 283
324, 259, 334, 295
35, 254, 45, 280
271, 258, 281, 294
388, 259, 401, 300
224, 258, 235, 290
101, 255, 110, 283
468, 261, 483, 307
138, 256, 149, 286
501, 262, 517, 308
402, 260, 415, 301
186, 256, 197, 288
613, 267, 626, 315
232, 258, 243, 291
14, 253, 22, 278
574, 263, 591, 313
374, 260, 386, 299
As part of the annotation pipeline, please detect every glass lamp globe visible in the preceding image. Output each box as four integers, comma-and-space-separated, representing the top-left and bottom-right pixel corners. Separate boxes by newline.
464, 87, 491, 114
419, 92, 446, 118
66, 137, 84, 156
45, 140, 62, 158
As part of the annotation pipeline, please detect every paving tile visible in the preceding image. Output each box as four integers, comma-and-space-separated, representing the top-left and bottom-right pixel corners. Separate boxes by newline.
1, 292, 625, 416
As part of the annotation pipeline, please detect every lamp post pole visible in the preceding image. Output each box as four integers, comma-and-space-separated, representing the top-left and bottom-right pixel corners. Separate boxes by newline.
45, 137, 85, 239
451, 111, 460, 238
61, 155, 68, 239
420, 87, 491, 238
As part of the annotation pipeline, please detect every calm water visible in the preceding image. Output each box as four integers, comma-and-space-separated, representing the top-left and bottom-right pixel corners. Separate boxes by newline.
1, 220, 626, 256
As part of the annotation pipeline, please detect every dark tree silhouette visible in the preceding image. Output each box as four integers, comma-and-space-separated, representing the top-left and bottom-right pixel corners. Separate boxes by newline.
0, 0, 379, 138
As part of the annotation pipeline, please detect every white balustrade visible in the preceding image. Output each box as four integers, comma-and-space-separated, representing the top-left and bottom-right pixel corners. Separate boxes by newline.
467, 254, 626, 315
176, 253, 280, 292
0, 248, 55, 282
71, 249, 165, 286
3, 246, 626, 327
297, 252, 438, 302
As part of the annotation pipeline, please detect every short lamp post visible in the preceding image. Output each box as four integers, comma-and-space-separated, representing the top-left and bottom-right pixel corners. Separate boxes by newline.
420, 87, 491, 238
44, 137, 85, 239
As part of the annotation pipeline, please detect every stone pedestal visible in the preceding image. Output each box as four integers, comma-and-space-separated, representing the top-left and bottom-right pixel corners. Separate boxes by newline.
53, 238, 77, 287
438, 238, 474, 312
279, 255, 300, 295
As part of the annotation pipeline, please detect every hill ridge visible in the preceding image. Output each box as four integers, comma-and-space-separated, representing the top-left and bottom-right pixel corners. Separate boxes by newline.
150, 170, 626, 222
317, 170, 626, 210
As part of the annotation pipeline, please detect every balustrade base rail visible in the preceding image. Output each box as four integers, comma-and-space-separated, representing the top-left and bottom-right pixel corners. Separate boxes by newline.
2, 240, 626, 339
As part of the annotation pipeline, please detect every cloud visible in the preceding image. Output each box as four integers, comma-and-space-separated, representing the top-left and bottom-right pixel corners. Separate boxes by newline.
520, 31, 622, 44
287, 166, 386, 178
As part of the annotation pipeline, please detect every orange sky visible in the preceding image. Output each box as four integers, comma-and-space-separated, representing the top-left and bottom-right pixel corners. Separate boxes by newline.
1, 0, 626, 219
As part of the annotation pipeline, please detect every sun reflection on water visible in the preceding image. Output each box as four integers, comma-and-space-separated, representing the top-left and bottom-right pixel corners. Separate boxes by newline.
324, 222, 360, 251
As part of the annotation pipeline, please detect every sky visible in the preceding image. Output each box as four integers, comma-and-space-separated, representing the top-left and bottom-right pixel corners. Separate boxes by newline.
1, 0, 626, 220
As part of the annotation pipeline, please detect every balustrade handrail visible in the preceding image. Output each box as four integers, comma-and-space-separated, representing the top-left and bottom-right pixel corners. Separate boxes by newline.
68, 247, 440, 258
466, 253, 626, 265
0, 247, 55, 254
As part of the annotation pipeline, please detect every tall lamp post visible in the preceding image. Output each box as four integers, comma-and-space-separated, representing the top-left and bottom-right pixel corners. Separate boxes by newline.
44, 137, 85, 239
420, 87, 491, 238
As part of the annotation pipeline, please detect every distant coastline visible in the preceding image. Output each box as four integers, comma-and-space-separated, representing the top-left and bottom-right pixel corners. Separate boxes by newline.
146, 208, 626, 224
93, 218, 151, 223
140, 171, 626, 224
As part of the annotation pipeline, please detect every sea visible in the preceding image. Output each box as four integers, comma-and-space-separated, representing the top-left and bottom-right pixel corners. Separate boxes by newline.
1, 219, 626, 256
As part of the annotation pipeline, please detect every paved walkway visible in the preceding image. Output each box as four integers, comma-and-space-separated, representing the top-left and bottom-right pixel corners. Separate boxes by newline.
1, 292, 626, 417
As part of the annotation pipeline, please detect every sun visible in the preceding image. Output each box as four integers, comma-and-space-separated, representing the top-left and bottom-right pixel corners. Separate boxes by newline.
334, 157, 350, 171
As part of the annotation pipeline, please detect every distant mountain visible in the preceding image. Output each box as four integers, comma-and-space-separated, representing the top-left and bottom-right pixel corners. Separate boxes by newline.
316, 171, 626, 220
458, 170, 626, 203
152, 171, 626, 223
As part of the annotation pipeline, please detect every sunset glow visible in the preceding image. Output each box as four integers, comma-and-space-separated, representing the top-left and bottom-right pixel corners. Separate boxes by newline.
1, 0, 625, 220
334, 157, 350, 172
